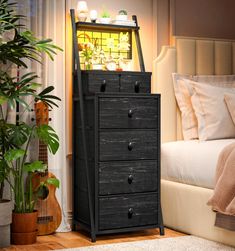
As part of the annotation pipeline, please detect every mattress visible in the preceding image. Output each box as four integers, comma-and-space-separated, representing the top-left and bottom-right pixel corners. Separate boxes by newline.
161, 139, 235, 189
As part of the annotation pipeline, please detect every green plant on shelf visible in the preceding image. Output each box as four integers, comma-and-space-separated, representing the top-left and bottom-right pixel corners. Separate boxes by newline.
80, 42, 94, 70
101, 10, 110, 18
118, 10, 127, 15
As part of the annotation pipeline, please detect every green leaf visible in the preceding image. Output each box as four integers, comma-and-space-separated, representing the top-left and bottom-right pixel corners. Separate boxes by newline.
4, 149, 25, 162
0, 95, 8, 105
36, 125, 59, 154
8, 123, 31, 147
38, 86, 54, 96
29, 83, 42, 90
0, 159, 9, 183
23, 161, 47, 173
46, 177, 60, 188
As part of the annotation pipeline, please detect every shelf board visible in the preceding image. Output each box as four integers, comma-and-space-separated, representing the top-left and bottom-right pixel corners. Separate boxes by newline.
76, 21, 139, 32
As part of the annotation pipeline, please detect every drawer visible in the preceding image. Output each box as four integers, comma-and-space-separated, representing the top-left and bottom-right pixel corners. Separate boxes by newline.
99, 97, 159, 129
99, 161, 158, 195
84, 73, 119, 94
99, 130, 158, 161
120, 74, 151, 93
99, 193, 158, 230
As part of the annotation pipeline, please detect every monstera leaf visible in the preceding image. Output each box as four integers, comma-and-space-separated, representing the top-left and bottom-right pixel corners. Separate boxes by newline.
36, 124, 59, 154
8, 123, 31, 147
23, 161, 47, 173
4, 148, 25, 162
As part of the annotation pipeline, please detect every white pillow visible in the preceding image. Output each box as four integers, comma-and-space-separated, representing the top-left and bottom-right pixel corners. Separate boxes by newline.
172, 73, 235, 140
190, 81, 235, 140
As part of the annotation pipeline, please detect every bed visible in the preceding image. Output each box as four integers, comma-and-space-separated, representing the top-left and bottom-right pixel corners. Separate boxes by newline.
152, 37, 235, 247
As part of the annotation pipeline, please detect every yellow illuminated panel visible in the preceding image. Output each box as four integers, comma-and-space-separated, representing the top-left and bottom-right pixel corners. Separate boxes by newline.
77, 30, 131, 69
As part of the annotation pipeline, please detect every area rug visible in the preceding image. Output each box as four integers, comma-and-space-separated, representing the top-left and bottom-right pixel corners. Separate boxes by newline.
55, 236, 235, 251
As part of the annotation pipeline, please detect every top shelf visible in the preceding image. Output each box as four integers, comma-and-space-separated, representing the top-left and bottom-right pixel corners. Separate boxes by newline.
76, 21, 139, 32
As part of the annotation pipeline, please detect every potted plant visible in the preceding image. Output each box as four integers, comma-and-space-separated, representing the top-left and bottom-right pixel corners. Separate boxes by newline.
0, 0, 61, 245
116, 10, 128, 21
99, 10, 111, 24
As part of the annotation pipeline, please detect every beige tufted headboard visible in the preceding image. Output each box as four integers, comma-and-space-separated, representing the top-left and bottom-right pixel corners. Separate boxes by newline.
152, 36, 235, 143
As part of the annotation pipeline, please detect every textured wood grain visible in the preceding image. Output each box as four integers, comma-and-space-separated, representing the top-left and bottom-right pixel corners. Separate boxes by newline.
80, 72, 151, 95
3, 229, 186, 250
32, 172, 62, 235
99, 193, 158, 230
99, 161, 158, 195
87, 73, 119, 93
120, 74, 151, 93
99, 97, 158, 129
99, 130, 158, 161
73, 76, 161, 238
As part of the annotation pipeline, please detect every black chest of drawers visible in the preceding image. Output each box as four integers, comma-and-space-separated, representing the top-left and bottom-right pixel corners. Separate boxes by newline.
73, 71, 164, 241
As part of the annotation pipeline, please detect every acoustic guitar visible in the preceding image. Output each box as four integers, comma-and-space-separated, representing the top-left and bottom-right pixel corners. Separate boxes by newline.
32, 101, 62, 235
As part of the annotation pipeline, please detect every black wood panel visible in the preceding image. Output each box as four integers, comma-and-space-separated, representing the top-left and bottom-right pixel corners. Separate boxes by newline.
99, 193, 158, 230
120, 74, 151, 93
99, 130, 158, 161
99, 97, 158, 129
99, 161, 158, 195
83, 73, 119, 94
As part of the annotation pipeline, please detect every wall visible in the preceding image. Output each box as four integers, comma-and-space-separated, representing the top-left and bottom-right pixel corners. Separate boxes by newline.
155, 0, 235, 55
172, 0, 235, 40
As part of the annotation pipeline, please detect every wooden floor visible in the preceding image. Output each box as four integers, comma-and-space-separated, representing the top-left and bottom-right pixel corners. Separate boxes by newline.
3, 228, 186, 251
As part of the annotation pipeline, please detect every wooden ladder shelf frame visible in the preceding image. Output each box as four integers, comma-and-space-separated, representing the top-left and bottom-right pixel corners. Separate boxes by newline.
70, 9, 147, 242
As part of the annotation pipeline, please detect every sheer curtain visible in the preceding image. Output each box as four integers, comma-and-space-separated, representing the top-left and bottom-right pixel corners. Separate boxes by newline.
17, 0, 70, 232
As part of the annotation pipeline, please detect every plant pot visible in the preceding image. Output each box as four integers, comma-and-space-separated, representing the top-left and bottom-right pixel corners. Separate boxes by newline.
116, 14, 128, 21
11, 210, 38, 245
0, 200, 12, 248
99, 17, 111, 24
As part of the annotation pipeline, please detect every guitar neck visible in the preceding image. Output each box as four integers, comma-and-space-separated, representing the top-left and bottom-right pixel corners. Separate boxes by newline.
39, 140, 48, 170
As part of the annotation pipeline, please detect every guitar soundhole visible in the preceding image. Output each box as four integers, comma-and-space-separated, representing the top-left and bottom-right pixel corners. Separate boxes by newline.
37, 185, 49, 200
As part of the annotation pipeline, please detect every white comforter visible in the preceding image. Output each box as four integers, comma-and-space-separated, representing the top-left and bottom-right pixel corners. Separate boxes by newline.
161, 139, 235, 189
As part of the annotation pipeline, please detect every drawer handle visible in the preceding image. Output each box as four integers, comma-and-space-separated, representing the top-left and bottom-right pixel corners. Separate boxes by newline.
128, 142, 133, 151
128, 175, 133, 184
100, 80, 106, 92
128, 208, 134, 218
128, 109, 134, 118
134, 81, 140, 93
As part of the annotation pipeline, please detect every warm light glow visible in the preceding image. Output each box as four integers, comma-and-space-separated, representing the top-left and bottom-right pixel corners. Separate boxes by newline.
90, 10, 97, 22
77, 1, 88, 12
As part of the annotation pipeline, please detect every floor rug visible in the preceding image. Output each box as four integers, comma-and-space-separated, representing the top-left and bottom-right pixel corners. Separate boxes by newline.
55, 235, 235, 251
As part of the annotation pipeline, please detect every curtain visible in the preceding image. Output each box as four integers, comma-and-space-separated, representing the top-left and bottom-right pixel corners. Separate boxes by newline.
17, 0, 70, 232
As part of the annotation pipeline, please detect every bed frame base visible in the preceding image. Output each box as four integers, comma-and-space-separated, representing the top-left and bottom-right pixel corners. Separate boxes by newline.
161, 179, 235, 247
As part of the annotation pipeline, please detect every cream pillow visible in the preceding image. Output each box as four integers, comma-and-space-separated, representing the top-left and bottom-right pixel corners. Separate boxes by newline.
193, 75, 235, 83
190, 81, 235, 140
172, 73, 197, 140
224, 93, 235, 125
172, 73, 235, 140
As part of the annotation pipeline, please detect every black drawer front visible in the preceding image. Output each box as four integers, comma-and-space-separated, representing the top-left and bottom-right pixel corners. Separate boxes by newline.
99, 97, 158, 129
120, 74, 151, 93
99, 193, 158, 230
99, 130, 158, 161
99, 161, 158, 195
87, 74, 119, 93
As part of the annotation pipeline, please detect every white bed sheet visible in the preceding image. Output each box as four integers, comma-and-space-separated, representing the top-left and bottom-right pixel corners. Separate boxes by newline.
161, 139, 235, 189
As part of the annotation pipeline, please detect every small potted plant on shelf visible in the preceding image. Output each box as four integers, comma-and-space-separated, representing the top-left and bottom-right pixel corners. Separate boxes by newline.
116, 10, 128, 21
99, 10, 111, 24
0, 0, 61, 245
